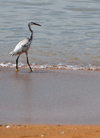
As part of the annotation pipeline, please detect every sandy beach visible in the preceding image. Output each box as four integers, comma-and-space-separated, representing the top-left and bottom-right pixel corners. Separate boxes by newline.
0, 67, 100, 137
1, 0, 100, 137
0, 125, 100, 138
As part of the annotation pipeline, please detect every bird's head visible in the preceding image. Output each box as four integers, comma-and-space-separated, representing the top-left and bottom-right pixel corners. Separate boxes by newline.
29, 22, 41, 26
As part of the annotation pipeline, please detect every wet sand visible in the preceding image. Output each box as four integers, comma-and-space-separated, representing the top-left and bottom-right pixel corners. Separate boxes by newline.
0, 67, 100, 137
0, 67, 100, 125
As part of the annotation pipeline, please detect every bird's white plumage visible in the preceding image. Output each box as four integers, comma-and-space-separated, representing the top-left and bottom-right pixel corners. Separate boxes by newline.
10, 38, 32, 56
9, 21, 41, 72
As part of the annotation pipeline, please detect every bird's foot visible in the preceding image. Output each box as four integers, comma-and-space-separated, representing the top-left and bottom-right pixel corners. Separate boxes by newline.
16, 68, 18, 72
30, 68, 33, 72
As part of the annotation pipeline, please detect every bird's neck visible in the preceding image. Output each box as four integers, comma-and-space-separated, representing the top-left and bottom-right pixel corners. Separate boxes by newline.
28, 24, 33, 40
30, 31, 33, 40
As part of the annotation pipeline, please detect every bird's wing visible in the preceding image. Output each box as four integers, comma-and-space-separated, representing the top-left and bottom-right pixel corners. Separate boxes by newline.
12, 38, 31, 56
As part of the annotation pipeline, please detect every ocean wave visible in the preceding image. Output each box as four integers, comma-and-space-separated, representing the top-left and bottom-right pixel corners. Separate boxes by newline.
0, 61, 100, 71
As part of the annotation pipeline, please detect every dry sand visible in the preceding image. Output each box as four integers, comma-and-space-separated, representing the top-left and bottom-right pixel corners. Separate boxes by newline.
0, 125, 100, 138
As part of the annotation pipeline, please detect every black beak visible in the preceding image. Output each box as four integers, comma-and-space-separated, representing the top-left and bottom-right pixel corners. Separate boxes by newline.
32, 22, 41, 26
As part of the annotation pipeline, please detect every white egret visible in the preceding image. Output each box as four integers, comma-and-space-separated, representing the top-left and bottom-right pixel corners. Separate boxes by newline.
10, 22, 41, 72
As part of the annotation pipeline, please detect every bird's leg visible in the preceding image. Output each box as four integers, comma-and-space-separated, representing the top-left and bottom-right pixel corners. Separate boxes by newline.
26, 52, 32, 72
16, 55, 20, 72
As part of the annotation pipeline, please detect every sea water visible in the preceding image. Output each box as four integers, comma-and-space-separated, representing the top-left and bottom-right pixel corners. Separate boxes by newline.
0, 0, 100, 70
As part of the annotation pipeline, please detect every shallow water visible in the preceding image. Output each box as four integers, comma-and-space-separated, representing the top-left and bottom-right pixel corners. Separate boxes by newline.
1, 0, 100, 70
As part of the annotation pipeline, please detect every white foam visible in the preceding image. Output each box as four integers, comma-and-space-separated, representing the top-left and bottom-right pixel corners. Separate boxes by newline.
0, 62, 12, 67
0, 61, 100, 71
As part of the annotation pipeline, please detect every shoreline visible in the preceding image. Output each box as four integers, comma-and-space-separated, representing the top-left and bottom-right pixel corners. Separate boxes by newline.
0, 125, 100, 138
1, 61, 100, 71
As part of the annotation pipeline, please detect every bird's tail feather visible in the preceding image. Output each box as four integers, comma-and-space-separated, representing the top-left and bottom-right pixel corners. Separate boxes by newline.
9, 51, 15, 56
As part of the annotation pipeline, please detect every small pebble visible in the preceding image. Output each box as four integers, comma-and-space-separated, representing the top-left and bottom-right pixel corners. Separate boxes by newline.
41, 134, 44, 137
6, 126, 10, 128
